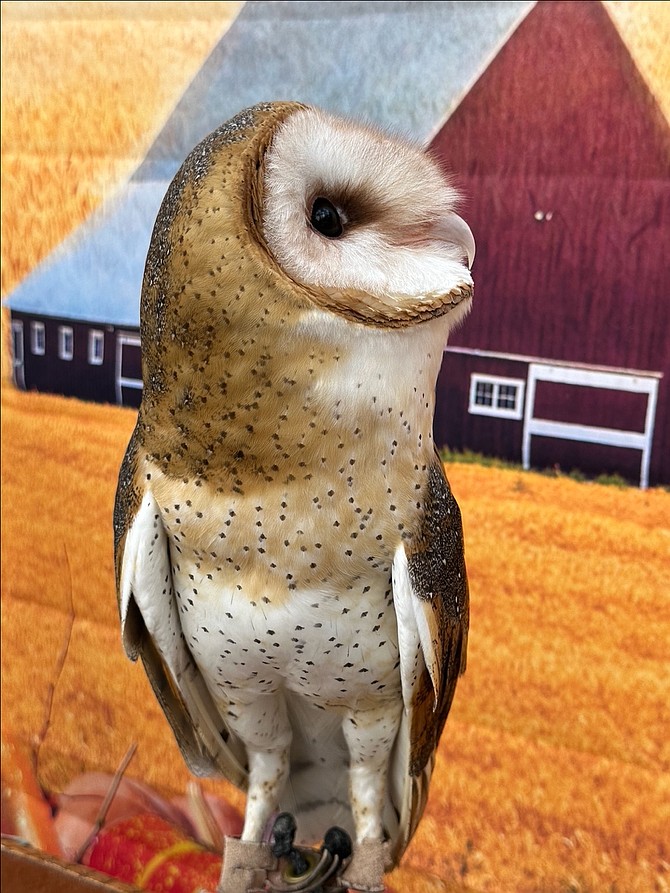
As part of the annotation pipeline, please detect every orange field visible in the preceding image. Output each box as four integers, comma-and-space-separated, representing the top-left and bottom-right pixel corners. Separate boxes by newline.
2, 4, 669, 892
3, 382, 669, 892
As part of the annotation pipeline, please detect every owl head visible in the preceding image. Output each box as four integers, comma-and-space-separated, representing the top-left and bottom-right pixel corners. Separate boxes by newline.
140, 102, 474, 398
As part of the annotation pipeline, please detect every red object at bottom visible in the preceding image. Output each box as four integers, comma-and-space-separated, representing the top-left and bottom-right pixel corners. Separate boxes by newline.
85, 813, 221, 893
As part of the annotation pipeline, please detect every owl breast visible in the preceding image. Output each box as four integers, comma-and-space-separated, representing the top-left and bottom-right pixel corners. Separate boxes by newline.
147, 452, 406, 709
143, 311, 448, 710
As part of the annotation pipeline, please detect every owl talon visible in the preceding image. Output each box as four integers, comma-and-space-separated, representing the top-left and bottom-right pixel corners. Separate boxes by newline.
271, 812, 311, 877
265, 819, 354, 891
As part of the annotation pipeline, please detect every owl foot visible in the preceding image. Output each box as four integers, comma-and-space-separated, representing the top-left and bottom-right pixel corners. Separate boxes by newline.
265, 817, 353, 891
338, 838, 391, 892
217, 837, 275, 893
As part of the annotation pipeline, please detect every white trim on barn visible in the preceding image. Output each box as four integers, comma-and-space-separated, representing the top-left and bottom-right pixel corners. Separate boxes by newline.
445, 345, 664, 381
522, 363, 659, 489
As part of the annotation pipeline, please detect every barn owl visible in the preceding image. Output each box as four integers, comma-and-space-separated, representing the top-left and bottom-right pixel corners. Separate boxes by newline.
114, 102, 474, 893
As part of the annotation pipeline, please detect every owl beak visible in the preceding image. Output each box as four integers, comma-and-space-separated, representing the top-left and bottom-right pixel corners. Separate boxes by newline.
437, 213, 476, 270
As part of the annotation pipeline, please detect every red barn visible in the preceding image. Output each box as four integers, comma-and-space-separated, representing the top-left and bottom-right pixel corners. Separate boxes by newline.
431, 0, 670, 487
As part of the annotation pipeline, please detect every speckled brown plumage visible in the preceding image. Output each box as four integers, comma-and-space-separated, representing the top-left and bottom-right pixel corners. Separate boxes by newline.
114, 102, 474, 891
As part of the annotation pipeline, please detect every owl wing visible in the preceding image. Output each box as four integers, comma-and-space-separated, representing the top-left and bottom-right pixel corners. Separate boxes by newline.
113, 431, 248, 788
389, 454, 469, 862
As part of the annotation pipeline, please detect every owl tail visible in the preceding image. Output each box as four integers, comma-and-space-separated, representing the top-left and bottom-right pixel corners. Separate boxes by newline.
280, 691, 354, 845
279, 691, 403, 860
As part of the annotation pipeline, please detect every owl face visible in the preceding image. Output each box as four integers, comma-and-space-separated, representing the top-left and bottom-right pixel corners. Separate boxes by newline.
261, 106, 474, 330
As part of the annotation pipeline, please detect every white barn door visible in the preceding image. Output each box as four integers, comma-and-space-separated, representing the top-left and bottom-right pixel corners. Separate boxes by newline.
522, 363, 660, 489
115, 332, 143, 406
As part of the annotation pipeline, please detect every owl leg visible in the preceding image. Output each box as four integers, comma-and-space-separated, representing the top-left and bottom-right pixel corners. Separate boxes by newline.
339, 701, 400, 891
341, 700, 401, 840
223, 692, 293, 840
217, 693, 291, 893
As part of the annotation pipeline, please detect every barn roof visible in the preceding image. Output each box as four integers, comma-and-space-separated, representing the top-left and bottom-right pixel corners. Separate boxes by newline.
7, 0, 531, 326
431, 0, 670, 374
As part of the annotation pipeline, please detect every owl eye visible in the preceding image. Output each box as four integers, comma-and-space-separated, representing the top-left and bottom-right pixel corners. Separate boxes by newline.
310, 197, 343, 238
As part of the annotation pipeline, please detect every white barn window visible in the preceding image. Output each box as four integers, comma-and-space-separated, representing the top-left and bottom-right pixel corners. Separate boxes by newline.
58, 326, 74, 361
88, 330, 104, 365
30, 321, 46, 355
469, 374, 525, 420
